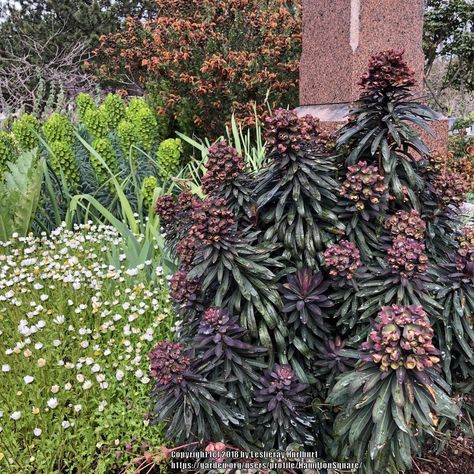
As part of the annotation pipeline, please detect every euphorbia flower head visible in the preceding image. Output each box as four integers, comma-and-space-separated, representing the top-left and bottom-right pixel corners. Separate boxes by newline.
385, 210, 426, 240
323, 240, 362, 280
387, 237, 428, 279
340, 161, 387, 211
360, 305, 440, 373
202, 141, 245, 195
149, 341, 191, 386
169, 270, 202, 307
359, 49, 416, 93
455, 226, 474, 275
190, 197, 236, 245
432, 172, 470, 206
264, 108, 320, 154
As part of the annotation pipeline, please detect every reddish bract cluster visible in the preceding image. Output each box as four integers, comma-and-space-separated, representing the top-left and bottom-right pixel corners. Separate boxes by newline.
267, 364, 295, 391
190, 197, 236, 245
358, 49, 416, 93
428, 153, 474, 189
264, 109, 320, 154
169, 270, 202, 307
323, 240, 362, 280
155, 194, 178, 225
149, 341, 191, 386
200, 307, 229, 331
176, 236, 197, 267
385, 210, 426, 240
177, 191, 194, 210
360, 305, 441, 372
387, 237, 428, 279
432, 172, 470, 206
155, 191, 195, 227
456, 227, 474, 273
202, 141, 245, 195
340, 161, 387, 211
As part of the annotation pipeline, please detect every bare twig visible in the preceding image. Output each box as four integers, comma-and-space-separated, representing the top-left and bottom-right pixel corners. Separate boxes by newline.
0, 28, 97, 115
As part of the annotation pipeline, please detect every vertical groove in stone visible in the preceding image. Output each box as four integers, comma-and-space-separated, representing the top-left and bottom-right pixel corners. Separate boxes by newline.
350, 0, 360, 52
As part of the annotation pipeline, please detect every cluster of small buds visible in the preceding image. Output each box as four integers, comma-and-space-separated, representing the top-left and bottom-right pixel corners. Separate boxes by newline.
155, 195, 179, 226
358, 49, 416, 93
315, 129, 337, 151
177, 191, 195, 210
155, 191, 195, 226
360, 305, 441, 372
323, 240, 362, 280
456, 227, 474, 273
339, 161, 387, 211
431, 172, 470, 206
427, 153, 474, 188
201, 141, 245, 195
169, 271, 202, 307
264, 108, 320, 154
387, 237, 428, 279
190, 197, 236, 245
265, 364, 296, 392
199, 307, 229, 333
176, 236, 197, 268
384, 210, 426, 240
148, 341, 191, 386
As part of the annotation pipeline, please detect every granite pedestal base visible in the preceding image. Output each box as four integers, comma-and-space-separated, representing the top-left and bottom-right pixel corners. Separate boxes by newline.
296, 104, 448, 156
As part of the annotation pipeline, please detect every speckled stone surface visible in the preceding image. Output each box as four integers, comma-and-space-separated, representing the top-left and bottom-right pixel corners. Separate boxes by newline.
298, 0, 448, 155
300, 0, 425, 105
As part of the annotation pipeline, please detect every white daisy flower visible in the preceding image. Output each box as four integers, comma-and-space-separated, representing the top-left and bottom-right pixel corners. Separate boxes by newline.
23, 375, 34, 384
47, 398, 58, 409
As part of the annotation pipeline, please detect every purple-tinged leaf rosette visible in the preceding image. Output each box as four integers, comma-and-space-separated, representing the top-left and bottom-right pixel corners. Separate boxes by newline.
251, 364, 315, 449
194, 307, 266, 363
193, 308, 266, 405
314, 337, 356, 386
281, 269, 333, 333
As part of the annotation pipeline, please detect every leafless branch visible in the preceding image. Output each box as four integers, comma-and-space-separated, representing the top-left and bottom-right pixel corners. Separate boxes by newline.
0, 29, 98, 115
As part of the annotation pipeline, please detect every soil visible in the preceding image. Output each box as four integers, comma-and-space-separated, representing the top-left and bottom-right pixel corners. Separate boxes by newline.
407, 432, 474, 474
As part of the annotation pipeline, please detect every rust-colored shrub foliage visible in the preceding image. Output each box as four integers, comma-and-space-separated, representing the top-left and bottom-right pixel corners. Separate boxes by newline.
94, 0, 302, 138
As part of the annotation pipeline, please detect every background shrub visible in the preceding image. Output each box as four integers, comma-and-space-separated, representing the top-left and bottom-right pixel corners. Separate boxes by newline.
94, 0, 301, 138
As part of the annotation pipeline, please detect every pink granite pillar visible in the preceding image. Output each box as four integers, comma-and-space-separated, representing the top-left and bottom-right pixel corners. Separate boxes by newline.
297, 0, 448, 154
